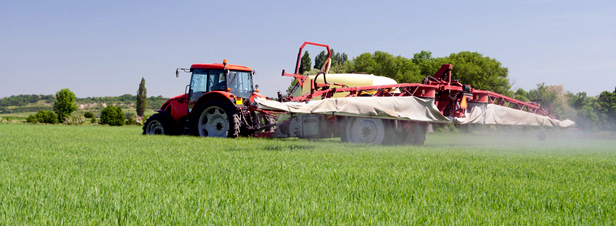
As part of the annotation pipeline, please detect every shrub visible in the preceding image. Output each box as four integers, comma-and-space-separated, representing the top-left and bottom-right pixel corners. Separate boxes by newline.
26, 115, 34, 123
26, 110, 59, 124
64, 115, 86, 125
126, 117, 137, 125
84, 112, 94, 118
123, 113, 141, 125
100, 105, 125, 126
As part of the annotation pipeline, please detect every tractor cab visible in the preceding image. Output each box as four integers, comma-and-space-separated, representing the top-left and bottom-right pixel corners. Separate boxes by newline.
187, 60, 255, 109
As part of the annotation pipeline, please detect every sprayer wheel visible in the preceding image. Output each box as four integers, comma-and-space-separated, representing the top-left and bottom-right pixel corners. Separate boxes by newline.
538, 132, 546, 141
340, 119, 348, 142
388, 122, 427, 145
345, 117, 386, 145
411, 122, 428, 145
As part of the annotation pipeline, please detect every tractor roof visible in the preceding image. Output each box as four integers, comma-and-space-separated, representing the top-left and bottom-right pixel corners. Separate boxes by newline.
190, 63, 253, 72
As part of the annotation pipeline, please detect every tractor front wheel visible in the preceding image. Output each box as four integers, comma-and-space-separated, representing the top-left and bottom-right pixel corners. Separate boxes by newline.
193, 100, 240, 138
143, 113, 173, 135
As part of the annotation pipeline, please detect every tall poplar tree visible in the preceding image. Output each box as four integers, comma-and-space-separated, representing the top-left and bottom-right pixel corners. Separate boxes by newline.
136, 77, 147, 117
299, 51, 311, 75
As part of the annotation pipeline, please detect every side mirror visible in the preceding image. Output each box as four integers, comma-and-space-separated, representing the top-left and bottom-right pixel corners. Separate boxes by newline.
176, 68, 189, 78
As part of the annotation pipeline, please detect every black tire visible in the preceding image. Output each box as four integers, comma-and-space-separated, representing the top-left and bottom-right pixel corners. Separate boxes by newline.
192, 99, 240, 138
384, 120, 411, 145
344, 117, 386, 145
411, 122, 428, 146
385, 121, 427, 146
538, 132, 546, 141
143, 113, 173, 135
340, 119, 348, 142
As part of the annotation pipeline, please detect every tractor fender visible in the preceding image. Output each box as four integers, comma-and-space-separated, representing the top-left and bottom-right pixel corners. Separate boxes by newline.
154, 109, 173, 118
148, 109, 186, 135
190, 91, 237, 119
160, 94, 188, 122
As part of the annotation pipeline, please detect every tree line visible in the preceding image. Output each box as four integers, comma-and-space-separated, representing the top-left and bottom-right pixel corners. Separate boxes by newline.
0, 93, 167, 113
0, 94, 54, 107
15, 77, 153, 126
514, 85, 616, 131
297, 49, 615, 131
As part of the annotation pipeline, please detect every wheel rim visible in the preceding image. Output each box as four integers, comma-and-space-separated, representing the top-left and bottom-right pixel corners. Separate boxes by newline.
346, 118, 385, 144
198, 106, 229, 137
146, 120, 164, 135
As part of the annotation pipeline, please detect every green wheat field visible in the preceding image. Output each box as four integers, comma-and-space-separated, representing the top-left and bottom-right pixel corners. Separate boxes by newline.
1, 123, 615, 225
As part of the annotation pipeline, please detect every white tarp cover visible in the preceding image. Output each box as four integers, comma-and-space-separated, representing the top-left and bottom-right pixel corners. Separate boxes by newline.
256, 98, 575, 128
255, 97, 451, 123
457, 104, 575, 128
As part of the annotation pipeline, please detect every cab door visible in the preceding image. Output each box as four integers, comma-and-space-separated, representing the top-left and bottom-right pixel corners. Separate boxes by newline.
188, 69, 226, 110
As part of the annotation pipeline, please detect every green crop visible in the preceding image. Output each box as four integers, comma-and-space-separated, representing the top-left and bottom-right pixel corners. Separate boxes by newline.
1, 124, 615, 225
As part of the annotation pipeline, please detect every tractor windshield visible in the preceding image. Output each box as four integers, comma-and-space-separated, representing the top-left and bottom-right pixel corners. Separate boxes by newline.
189, 68, 253, 103
227, 70, 253, 98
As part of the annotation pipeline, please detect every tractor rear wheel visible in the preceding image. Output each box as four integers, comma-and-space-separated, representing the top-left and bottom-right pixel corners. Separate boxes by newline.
193, 100, 240, 138
345, 117, 386, 145
143, 113, 172, 135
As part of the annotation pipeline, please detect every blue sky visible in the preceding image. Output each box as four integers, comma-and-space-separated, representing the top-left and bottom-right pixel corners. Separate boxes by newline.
1, 0, 615, 98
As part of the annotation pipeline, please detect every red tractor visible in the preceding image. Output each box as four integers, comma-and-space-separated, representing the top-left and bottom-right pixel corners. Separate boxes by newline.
143, 60, 276, 137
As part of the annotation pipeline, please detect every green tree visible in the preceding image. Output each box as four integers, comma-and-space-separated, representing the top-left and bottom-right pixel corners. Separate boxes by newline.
313, 50, 327, 70
412, 51, 441, 77
568, 92, 590, 110
566, 92, 598, 130
351, 52, 377, 74
332, 51, 348, 66
441, 52, 511, 94
299, 51, 311, 75
100, 105, 125, 126
136, 77, 147, 117
350, 52, 422, 83
596, 90, 616, 130
53, 88, 77, 123
524, 84, 576, 120
372, 51, 398, 77
394, 56, 422, 83
514, 88, 530, 102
